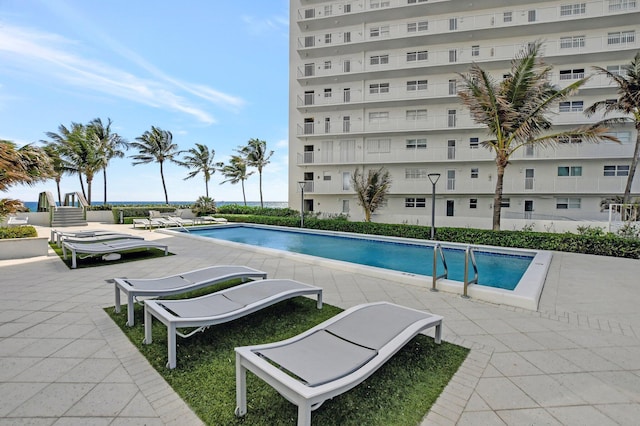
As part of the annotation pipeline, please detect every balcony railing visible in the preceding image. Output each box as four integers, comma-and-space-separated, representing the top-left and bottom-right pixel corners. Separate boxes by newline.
296, 34, 639, 80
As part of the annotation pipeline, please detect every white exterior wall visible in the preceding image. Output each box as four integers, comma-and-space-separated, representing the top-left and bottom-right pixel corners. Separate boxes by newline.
289, 0, 640, 228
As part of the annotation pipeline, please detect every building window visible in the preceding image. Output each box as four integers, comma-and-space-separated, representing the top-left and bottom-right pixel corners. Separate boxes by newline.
324, 5, 333, 16
304, 36, 315, 47
559, 101, 584, 112
406, 109, 427, 120
447, 140, 456, 160
447, 170, 456, 190
470, 137, 479, 149
405, 197, 426, 208
324, 88, 332, 98
469, 198, 478, 209
324, 61, 332, 70
560, 3, 586, 16
343, 116, 351, 132
366, 139, 391, 153
558, 166, 583, 176
342, 199, 350, 213
609, 0, 637, 11
342, 172, 351, 190
406, 51, 428, 61
556, 198, 581, 209
525, 169, 535, 189
343, 60, 351, 72
448, 110, 457, 127
369, 83, 390, 94
606, 64, 624, 75
449, 49, 458, 63
405, 168, 427, 179
605, 131, 631, 143
324, 117, 331, 133
560, 35, 586, 49
559, 136, 583, 144
449, 18, 458, 31
407, 0, 429, 3
325, 33, 332, 44
370, 26, 389, 37
407, 80, 428, 91
559, 68, 585, 80
406, 138, 427, 149
370, 0, 390, 8
528, 10, 536, 21
344, 32, 351, 42
343, 88, 351, 102
407, 21, 428, 32
470, 168, 479, 179
471, 45, 480, 56
323, 171, 332, 181
500, 198, 511, 208
304, 63, 314, 77
370, 55, 389, 65
448, 79, 457, 95
304, 91, 314, 106
368, 112, 389, 124
604, 165, 630, 176
344, 4, 352, 13
608, 30, 636, 45
504, 11, 513, 22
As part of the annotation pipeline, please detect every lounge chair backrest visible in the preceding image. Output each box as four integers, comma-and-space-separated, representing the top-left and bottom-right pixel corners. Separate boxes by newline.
149, 210, 162, 218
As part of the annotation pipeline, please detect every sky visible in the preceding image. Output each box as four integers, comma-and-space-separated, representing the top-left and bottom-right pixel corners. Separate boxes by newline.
0, 0, 290, 204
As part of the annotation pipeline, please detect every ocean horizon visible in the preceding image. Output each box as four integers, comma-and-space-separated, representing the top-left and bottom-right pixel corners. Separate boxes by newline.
22, 200, 288, 211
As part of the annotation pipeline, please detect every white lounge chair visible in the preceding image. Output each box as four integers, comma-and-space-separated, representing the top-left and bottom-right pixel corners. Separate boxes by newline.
234, 302, 443, 426
51, 229, 124, 246
143, 279, 323, 369
62, 239, 169, 269
168, 216, 194, 226
200, 216, 228, 224
112, 265, 268, 326
132, 218, 161, 229
60, 234, 144, 245
7, 215, 28, 226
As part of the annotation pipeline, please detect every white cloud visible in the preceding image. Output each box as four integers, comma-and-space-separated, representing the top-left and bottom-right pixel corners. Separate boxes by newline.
241, 14, 289, 36
0, 23, 245, 124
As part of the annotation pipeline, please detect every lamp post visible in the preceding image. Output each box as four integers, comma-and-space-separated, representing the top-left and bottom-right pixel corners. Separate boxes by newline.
298, 181, 305, 228
428, 173, 441, 240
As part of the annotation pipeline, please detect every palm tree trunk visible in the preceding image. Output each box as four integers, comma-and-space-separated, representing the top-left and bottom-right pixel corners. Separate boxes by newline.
56, 178, 62, 205
493, 162, 507, 231
623, 124, 640, 205
86, 175, 92, 205
241, 180, 247, 206
78, 172, 87, 200
205, 178, 209, 198
103, 168, 108, 205
159, 161, 169, 204
259, 170, 264, 208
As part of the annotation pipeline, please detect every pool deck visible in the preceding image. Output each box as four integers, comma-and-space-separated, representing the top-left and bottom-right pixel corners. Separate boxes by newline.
1, 223, 639, 425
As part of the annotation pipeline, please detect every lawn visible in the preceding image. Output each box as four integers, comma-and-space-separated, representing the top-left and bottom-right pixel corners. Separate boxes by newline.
107, 282, 469, 425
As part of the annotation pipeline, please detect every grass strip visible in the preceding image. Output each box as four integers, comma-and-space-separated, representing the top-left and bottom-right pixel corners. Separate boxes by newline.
49, 242, 173, 269
107, 289, 469, 425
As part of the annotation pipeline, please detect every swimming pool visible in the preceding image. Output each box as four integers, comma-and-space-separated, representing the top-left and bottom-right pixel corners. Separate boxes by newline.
167, 224, 551, 310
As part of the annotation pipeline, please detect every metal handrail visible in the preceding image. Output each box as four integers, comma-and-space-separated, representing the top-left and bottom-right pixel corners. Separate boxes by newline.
462, 246, 479, 299
431, 243, 448, 291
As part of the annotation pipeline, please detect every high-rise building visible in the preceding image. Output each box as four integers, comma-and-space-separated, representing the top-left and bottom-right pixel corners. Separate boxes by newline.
288, 0, 639, 227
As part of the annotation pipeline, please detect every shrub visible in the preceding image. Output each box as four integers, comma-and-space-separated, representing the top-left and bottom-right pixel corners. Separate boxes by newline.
0, 225, 38, 239
216, 204, 299, 217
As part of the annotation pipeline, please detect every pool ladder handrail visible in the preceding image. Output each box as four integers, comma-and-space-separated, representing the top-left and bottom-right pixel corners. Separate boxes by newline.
462, 245, 479, 298
430, 243, 449, 292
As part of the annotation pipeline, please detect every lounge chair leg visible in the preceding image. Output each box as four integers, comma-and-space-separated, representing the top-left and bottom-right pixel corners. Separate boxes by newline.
435, 322, 442, 344
235, 353, 247, 417
297, 403, 312, 426
71, 251, 77, 269
143, 306, 153, 345
316, 291, 323, 309
115, 286, 121, 314
127, 294, 135, 326
168, 323, 177, 369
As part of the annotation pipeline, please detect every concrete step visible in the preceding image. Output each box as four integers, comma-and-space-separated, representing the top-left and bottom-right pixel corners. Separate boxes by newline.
51, 207, 88, 227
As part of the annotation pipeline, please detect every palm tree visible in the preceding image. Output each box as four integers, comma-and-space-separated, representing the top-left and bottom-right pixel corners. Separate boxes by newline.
1, 140, 52, 217
42, 144, 66, 205
129, 126, 180, 204
351, 166, 391, 222
218, 155, 254, 206
88, 118, 128, 205
178, 143, 216, 198
585, 52, 640, 205
44, 123, 102, 204
458, 41, 616, 230
239, 138, 273, 207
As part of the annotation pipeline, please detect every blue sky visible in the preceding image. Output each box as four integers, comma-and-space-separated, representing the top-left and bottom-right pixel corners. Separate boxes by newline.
0, 0, 290, 203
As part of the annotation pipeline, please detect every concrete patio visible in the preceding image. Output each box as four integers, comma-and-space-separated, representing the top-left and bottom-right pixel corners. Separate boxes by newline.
0, 223, 639, 425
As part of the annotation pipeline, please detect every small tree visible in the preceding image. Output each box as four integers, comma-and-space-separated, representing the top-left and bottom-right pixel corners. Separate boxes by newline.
178, 143, 216, 198
351, 166, 391, 222
586, 52, 640, 205
218, 155, 254, 206
88, 118, 128, 205
239, 138, 273, 207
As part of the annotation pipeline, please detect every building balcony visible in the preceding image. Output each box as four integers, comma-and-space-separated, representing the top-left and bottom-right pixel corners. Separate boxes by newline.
296, 34, 639, 81
296, 0, 638, 35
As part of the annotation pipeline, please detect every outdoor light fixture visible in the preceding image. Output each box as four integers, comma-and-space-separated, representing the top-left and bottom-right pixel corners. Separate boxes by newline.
428, 173, 441, 240
298, 181, 306, 228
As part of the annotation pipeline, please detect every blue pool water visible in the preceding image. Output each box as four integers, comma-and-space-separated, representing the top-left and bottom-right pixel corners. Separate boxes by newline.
186, 225, 532, 290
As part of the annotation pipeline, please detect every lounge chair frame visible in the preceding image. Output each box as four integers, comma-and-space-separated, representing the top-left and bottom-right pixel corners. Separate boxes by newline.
235, 302, 442, 426
143, 279, 322, 369
112, 265, 267, 326
62, 239, 168, 269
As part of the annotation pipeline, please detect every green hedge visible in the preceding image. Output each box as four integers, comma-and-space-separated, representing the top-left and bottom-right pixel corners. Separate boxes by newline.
214, 215, 640, 259
0, 225, 38, 239
111, 207, 177, 223
216, 204, 299, 217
